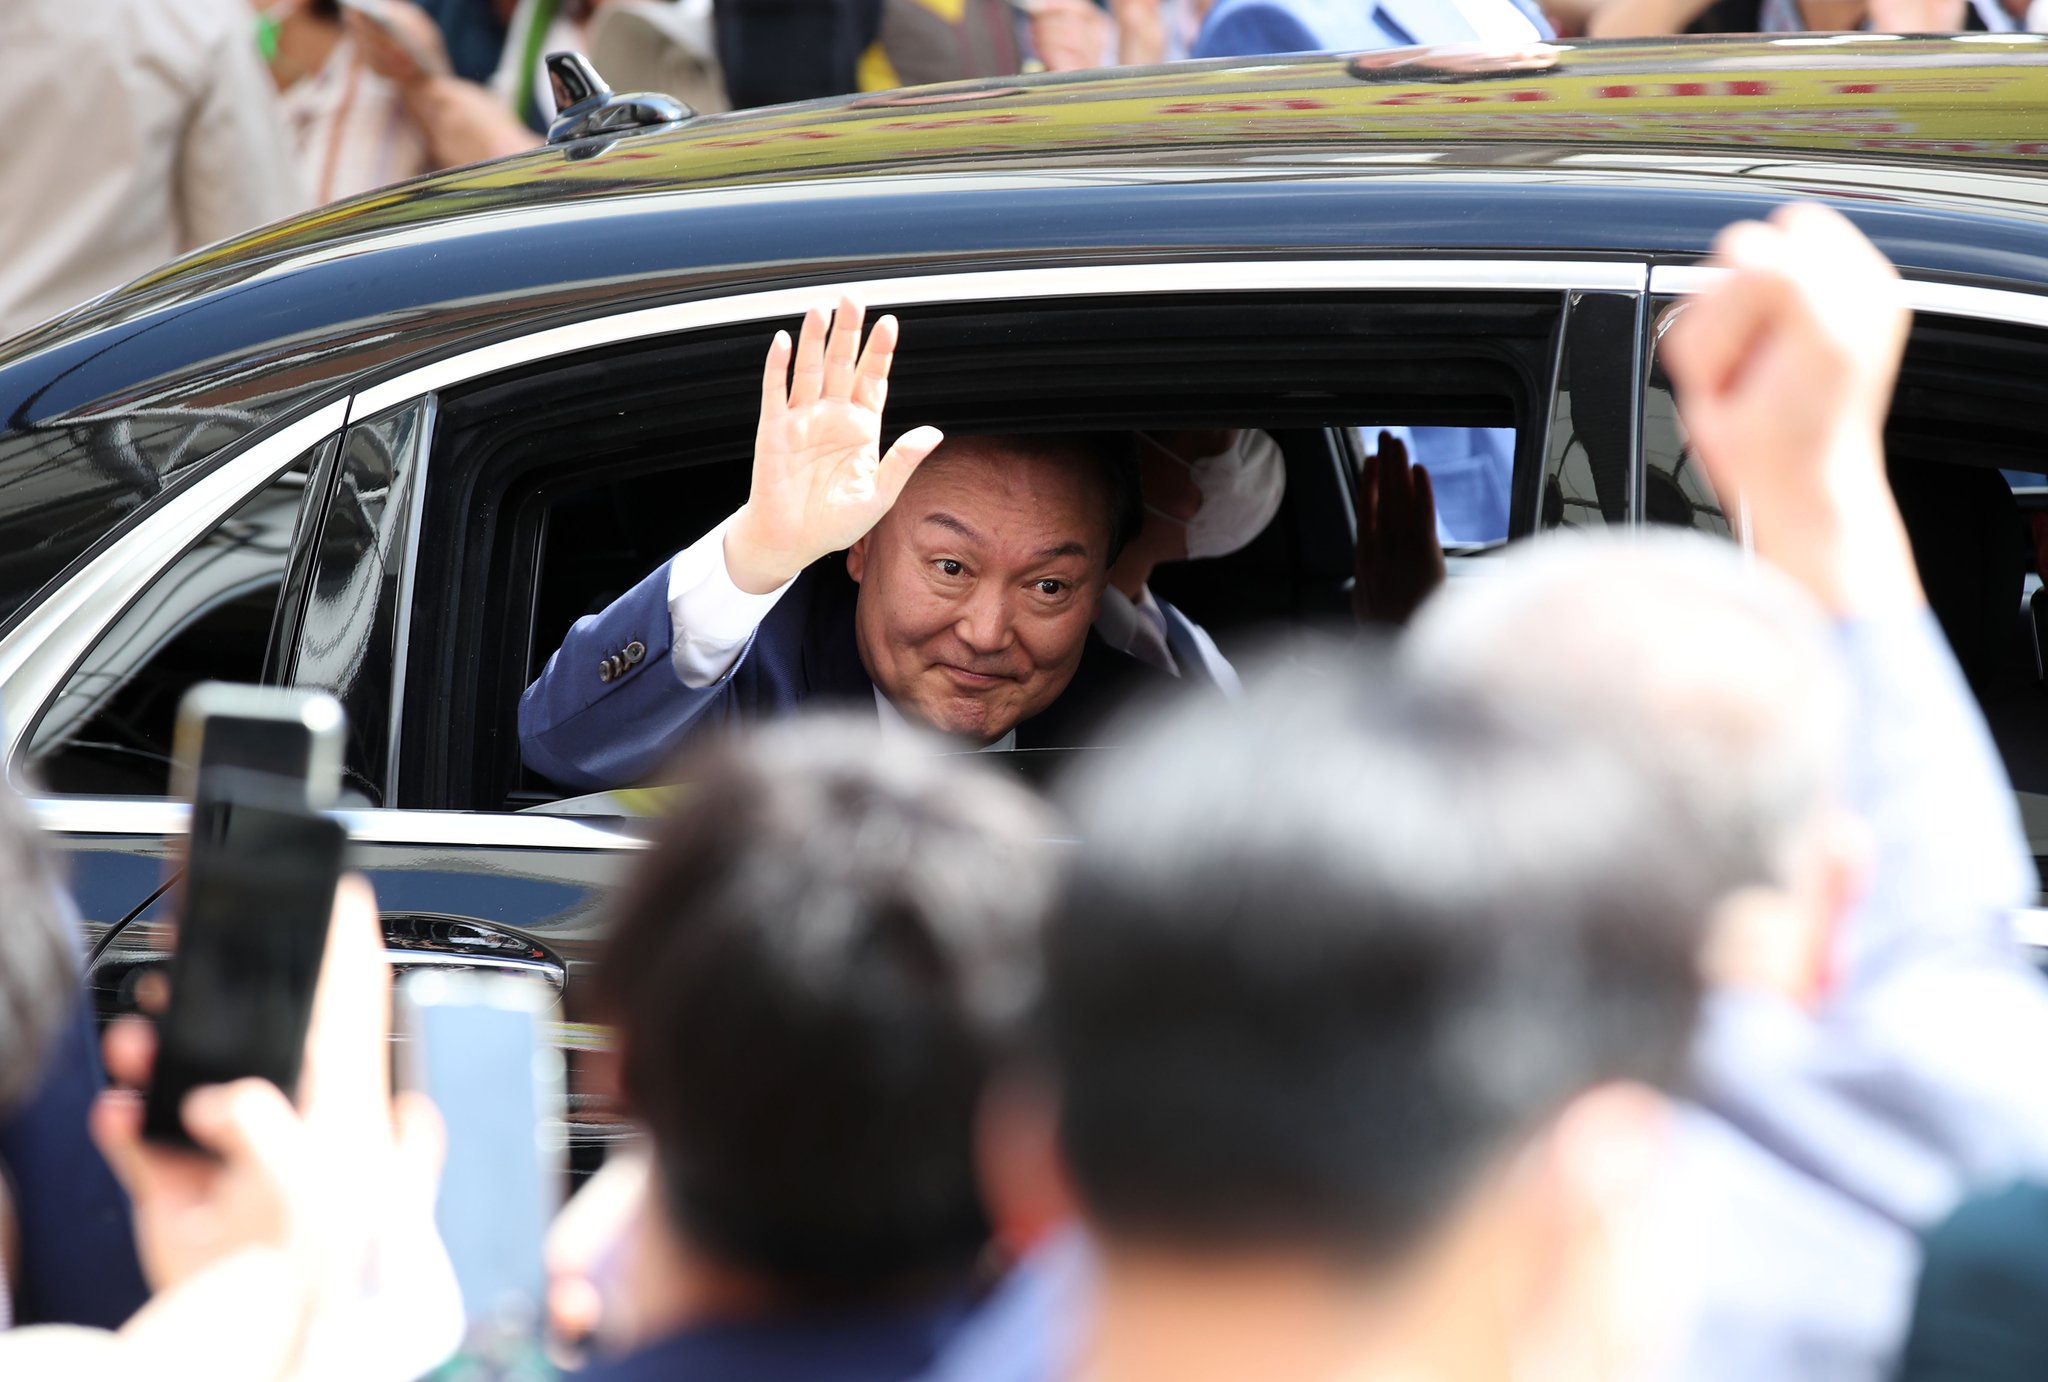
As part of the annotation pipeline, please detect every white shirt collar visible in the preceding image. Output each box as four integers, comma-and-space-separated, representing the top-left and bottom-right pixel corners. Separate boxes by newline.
1094, 584, 1180, 676
873, 688, 1017, 753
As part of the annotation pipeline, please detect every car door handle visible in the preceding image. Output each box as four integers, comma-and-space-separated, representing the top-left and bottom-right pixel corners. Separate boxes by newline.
380, 913, 566, 994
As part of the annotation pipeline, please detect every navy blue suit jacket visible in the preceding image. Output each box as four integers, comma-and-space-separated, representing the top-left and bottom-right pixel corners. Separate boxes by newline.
578, 1294, 971, 1382
521, 557, 1164, 792
0, 993, 149, 1326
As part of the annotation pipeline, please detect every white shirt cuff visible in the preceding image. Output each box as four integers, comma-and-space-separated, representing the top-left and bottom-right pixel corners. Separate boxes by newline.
665, 512, 796, 688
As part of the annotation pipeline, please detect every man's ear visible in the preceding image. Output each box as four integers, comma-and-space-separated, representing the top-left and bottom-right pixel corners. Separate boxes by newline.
976, 1076, 1075, 1259
846, 537, 868, 584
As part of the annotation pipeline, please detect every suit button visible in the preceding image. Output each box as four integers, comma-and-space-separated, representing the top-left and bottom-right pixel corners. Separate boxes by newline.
625, 640, 646, 666
598, 659, 614, 683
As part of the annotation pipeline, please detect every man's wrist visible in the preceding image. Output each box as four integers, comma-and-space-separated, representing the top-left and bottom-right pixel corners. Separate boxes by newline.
722, 506, 812, 595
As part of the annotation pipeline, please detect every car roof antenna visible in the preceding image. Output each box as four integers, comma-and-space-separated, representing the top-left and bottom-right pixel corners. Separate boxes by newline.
544, 52, 695, 149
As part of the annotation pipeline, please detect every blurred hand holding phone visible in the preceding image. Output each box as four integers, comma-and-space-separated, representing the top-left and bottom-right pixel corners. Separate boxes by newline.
123, 683, 463, 1379
401, 969, 566, 1380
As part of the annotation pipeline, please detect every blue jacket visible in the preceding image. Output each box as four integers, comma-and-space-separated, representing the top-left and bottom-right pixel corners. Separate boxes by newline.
520, 558, 1166, 792
578, 1294, 972, 1382
0, 992, 149, 1327
1194, 0, 1553, 60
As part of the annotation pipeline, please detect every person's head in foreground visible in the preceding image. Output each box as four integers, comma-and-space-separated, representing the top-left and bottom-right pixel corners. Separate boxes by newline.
592, 715, 1057, 1358
1403, 532, 1857, 1010
1045, 649, 1732, 1382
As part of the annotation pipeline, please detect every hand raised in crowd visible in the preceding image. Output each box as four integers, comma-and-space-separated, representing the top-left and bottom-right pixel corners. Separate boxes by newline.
1659, 202, 1922, 616
90, 876, 453, 1376
724, 298, 945, 594
344, 0, 454, 86
1354, 432, 1446, 625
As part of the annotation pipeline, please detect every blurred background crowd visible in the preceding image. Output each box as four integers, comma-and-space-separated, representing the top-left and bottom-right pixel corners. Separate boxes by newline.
4, 0, 2048, 341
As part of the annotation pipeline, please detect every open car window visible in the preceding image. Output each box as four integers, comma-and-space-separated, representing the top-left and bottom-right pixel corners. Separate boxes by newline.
399, 289, 1577, 814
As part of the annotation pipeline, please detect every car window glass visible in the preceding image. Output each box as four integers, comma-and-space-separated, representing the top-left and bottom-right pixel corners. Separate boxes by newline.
25, 449, 326, 796
289, 399, 433, 808
1541, 292, 1639, 532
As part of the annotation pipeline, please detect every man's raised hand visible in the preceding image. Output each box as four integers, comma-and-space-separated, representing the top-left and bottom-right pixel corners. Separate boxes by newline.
1659, 202, 1921, 615
725, 298, 944, 594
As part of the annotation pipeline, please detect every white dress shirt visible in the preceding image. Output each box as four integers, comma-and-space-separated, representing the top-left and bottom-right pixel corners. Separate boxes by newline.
665, 514, 1016, 750
1094, 585, 1181, 677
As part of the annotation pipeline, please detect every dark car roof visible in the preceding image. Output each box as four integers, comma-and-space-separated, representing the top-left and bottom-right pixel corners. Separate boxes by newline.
28, 36, 2048, 332
1, 36, 2046, 633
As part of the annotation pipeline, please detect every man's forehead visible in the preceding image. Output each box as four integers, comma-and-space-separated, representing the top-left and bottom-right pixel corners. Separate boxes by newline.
896, 441, 1109, 550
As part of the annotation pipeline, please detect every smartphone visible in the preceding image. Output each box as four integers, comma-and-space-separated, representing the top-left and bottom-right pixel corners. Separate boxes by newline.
169, 682, 345, 811
400, 970, 565, 1364
143, 686, 348, 1148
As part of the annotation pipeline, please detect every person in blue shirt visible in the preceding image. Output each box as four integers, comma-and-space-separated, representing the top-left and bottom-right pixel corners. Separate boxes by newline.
568, 716, 1062, 1382
1193, 0, 1554, 68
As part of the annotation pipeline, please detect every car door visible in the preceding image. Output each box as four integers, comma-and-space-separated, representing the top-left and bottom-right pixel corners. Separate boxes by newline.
10, 253, 1648, 1164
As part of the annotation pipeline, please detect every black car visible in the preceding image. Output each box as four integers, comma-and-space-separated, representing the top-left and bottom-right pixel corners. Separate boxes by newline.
4, 36, 2047, 1146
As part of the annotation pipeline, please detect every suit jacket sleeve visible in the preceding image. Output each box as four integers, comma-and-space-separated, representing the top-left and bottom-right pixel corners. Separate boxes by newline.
519, 560, 761, 792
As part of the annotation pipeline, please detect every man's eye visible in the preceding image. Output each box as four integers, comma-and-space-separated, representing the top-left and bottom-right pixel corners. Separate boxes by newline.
1035, 579, 1067, 597
935, 559, 964, 577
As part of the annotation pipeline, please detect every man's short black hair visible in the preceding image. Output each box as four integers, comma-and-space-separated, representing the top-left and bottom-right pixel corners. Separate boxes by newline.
0, 781, 81, 1116
1047, 643, 1718, 1263
599, 716, 1057, 1301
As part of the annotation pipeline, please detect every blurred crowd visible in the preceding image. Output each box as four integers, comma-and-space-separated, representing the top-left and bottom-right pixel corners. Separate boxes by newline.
8, 204, 2048, 1382
5, 0, 2048, 340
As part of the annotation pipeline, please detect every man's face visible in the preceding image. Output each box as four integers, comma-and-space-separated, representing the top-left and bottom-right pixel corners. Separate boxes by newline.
847, 442, 1112, 744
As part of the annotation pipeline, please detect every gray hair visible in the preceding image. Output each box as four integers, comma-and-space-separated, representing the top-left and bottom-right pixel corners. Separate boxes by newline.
1401, 530, 1852, 894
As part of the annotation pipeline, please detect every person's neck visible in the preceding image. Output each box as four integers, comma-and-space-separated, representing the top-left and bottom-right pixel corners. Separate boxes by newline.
1078, 1241, 1522, 1382
615, 1194, 792, 1346
270, 8, 344, 90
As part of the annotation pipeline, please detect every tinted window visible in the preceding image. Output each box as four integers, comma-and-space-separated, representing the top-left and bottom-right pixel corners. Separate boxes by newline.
26, 450, 324, 796
0, 412, 257, 636
290, 399, 432, 807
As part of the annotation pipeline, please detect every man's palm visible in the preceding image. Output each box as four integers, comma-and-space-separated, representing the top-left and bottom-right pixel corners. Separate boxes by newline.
729, 298, 942, 593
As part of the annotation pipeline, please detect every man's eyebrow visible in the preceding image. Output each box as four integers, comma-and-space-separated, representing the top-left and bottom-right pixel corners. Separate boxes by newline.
921, 512, 985, 545
921, 512, 1090, 562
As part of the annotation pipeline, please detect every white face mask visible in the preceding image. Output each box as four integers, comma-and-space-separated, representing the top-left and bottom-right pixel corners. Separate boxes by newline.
1140, 430, 1287, 560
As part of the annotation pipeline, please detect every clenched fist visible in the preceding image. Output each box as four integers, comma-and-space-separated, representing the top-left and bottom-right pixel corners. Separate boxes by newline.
1659, 203, 1922, 616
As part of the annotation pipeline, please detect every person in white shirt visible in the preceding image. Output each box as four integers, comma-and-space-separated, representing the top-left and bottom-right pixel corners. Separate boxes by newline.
0, 0, 304, 343
1091, 429, 1287, 695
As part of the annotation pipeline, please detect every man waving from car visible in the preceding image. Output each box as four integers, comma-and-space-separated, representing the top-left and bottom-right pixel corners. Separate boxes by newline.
519, 299, 1160, 792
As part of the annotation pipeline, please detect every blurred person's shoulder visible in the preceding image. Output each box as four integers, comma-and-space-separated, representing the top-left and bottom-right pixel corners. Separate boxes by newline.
3, 0, 253, 71
0, 1324, 125, 1376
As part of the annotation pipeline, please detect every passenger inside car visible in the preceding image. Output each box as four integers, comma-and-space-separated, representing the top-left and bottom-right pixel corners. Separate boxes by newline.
518, 298, 1470, 797
518, 300, 1166, 793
